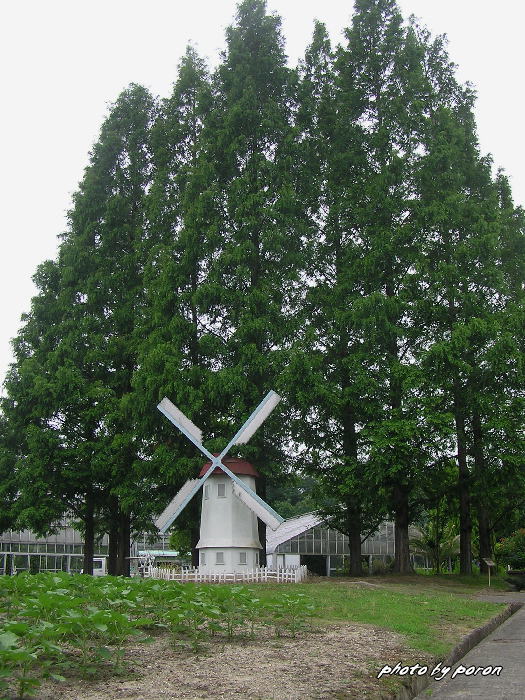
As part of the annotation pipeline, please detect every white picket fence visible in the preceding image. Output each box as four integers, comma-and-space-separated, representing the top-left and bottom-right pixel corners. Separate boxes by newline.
146, 564, 308, 584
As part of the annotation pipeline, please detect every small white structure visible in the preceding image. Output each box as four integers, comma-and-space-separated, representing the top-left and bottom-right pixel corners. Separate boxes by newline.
154, 391, 284, 576
197, 456, 262, 572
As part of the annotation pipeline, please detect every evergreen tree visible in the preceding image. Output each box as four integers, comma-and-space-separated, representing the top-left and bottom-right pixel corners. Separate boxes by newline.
65, 83, 156, 575
333, 0, 432, 573
286, 20, 386, 575
133, 47, 217, 565
412, 83, 505, 573
4, 85, 156, 575
200, 0, 306, 560
470, 173, 525, 569
3, 258, 111, 574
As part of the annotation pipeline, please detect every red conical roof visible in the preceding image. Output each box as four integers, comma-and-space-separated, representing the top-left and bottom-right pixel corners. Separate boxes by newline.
199, 455, 260, 478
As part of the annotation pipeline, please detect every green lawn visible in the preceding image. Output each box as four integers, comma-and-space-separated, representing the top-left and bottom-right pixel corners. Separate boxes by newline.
251, 575, 507, 656
375, 571, 508, 593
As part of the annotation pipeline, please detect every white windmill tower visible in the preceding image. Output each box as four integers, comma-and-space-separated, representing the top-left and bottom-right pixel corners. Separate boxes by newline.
154, 391, 284, 573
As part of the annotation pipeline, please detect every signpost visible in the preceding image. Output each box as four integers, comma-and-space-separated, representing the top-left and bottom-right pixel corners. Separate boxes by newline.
483, 558, 496, 587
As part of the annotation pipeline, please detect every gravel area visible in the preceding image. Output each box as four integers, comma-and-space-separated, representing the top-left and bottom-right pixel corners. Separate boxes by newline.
36, 624, 411, 700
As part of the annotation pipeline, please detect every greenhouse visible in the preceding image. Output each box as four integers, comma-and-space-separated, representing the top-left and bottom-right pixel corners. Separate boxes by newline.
0, 524, 177, 575
266, 513, 428, 575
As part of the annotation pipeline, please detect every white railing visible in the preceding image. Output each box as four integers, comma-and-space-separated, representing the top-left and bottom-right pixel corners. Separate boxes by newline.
146, 564, 308, 584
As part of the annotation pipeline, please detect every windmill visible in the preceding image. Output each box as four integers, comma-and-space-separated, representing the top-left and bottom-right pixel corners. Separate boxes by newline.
154, 391, 284, 572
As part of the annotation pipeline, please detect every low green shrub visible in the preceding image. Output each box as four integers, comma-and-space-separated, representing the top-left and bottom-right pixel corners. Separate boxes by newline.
504, 573, 525, 591
264, 592, 315, 638
0, 572, 315, 697
369, 557, 394, 576
495, 529, 525, 570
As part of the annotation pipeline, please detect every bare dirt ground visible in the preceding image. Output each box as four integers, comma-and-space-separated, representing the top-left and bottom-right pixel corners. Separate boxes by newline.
36, 623, 415, 700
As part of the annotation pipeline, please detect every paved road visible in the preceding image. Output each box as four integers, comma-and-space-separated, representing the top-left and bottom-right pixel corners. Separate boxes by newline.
416, 592, 525, 699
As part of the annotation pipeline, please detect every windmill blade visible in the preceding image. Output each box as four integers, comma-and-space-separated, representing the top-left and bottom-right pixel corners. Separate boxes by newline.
157, 398, 203, 447
232, 482, 283, 531
230, 391, 281, 447
154, 478, 201, 534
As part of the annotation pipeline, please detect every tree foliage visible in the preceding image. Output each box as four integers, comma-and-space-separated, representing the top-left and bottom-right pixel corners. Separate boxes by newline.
1, 0, 524, 577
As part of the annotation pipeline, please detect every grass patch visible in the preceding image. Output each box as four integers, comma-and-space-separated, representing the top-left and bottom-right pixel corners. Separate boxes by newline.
250, 577, 505, 657
351, 572, 507, 594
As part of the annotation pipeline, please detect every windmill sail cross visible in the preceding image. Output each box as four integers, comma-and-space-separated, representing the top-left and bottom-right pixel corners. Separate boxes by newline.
155, 389, 285, 550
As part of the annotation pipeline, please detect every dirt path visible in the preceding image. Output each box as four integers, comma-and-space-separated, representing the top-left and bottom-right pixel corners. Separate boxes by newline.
36, 624, 412, 700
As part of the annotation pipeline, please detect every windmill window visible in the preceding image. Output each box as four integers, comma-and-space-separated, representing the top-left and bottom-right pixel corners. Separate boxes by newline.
216, 552, 224, 565
239, 551, 247, 565
217, 483, 226, 498
200, 552, 206, 565
204, 485, 209, 500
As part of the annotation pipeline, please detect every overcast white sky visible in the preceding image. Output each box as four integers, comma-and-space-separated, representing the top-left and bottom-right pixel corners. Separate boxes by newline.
1, 0, 523, 390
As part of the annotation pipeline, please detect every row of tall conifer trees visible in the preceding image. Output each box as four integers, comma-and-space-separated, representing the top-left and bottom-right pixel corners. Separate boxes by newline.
1, 0, 523, 575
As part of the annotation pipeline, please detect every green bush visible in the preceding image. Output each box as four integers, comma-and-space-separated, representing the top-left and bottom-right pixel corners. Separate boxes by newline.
0, 573, 315, 695
495, 529, 525, 570
265, 592, 314, 638
369, 557, 394, 576
504, 573, 525, 592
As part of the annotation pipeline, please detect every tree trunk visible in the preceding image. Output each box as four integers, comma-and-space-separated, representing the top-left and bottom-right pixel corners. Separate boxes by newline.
117, 509, 131, 577
107, 495, 119, 576
392, 484, 413, 573
347, 506, 363, 576
108, 528, 119, 576
472, 409, 492, 574
478, 507, 492, 574
191, 524, 200, 568
341, 390, 363, 576
453, 376, 472, 574
383, 277, 412, 575
83, 490, 95, 575
434, 499, 441, 575
258, 520, 267, 567
388, 349, 412, 574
